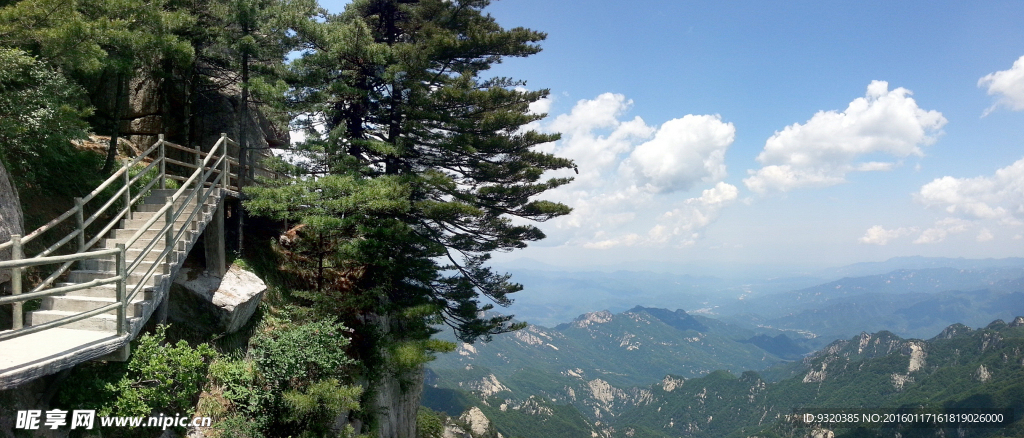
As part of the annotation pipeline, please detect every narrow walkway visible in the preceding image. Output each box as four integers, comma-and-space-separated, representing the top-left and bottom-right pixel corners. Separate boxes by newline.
0, 134, 257, 389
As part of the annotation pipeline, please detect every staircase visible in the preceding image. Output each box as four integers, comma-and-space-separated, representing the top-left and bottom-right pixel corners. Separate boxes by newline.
26, 189, 222, 336
0, 134, 253, 389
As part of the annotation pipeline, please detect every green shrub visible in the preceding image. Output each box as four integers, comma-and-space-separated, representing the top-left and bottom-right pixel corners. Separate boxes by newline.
105, 326, 217, 417
416, 407, 446, 438
57, 325, 217, 436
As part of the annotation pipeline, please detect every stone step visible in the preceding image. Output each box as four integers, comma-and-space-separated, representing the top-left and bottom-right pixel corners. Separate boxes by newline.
143, 189, 220, 205
41, 295, 147, 317
69, 270, 166, 288
107, 227, 197, 242
79, 257, 167, 274
121, 215, 201, 231
53, 283, 156, 300
99, 235, 188, 253
26, 310, 124, 332
135, 202, 211, 214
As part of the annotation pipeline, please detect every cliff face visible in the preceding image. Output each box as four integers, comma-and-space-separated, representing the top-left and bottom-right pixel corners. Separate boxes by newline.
374, 366, 425, 438
105, 67, 288, 156
0, 158, 22, 285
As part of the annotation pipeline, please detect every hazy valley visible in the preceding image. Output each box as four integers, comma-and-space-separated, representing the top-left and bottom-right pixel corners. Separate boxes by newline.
423, 257, 1024, 437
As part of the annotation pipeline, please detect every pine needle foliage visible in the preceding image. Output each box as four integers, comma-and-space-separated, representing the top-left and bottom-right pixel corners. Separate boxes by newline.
247, 0, 574, 353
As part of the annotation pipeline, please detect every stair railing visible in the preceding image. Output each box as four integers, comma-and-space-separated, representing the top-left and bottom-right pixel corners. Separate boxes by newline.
120, 135, 233, 307
0, 246, 127, 341
0, 134, 246, 340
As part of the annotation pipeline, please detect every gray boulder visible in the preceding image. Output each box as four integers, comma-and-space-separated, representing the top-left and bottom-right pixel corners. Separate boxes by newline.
170, 264, 266, 334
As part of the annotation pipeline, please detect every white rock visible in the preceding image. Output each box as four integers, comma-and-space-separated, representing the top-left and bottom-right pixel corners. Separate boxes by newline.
170, 264, 267, 333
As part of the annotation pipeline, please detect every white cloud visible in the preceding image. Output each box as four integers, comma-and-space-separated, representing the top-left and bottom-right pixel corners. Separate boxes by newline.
914, 218, 971, 244
584, 182, 739, 249
528, 95, 553, 116
976, 228, 994, 242
979, 55, 1024, 115
533, 94, 738, 249
917, 156, 1024, 224
745, 81, 947, 193
622, 115, 734, 193
859, 225, 917, 245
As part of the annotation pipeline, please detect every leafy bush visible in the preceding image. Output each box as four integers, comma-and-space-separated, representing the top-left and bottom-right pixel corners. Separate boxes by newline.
208, 319, 363, 437
0, 48, 92, 195
104, 326, 217, 417
57, 325, 217, 436
416, 407, 446, 438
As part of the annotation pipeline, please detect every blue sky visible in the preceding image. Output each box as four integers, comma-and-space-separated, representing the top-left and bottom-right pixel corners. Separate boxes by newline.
318, 1, 1024, 271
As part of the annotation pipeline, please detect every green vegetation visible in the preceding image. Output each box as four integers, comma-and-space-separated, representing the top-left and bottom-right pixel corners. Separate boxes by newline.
422, 320, 1024, 438
57, 326, 216, 435
0, 47, 93, 195
206, 319, 363, 438
2, 0, 566, 435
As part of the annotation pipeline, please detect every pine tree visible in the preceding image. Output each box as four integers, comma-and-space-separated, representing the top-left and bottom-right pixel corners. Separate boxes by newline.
245, 0, 573, 434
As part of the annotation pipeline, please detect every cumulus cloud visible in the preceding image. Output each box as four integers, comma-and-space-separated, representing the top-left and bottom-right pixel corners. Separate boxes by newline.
976, 228, 994, 242
532, 93, 738, 248
745, 81, 947, 193
584, 182, 739, 249
622, 115, 734, 193
979, 55, 1024, 115
917, 156, 1024, 224
859, 225, 917, 245
914, 218, 971, 244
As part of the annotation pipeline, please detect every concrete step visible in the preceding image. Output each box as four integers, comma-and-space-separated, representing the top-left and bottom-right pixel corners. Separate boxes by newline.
85, 245, 182, 265
143, 189, 219, 205
53, 283, 156, 300
69, 270, 165, 288
135, 202, 211, 214
79, 257, 167, 274
26, 310, 129, 332
121, 215, 202, 231
123, 248, 184, 264
99, 235, 188, 253
107, 227, 197, 242
42, 295, 147, 317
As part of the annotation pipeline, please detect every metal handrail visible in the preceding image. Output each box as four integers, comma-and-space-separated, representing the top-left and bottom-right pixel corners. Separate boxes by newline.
0, 132, 269, 342
0, 247, 125, 341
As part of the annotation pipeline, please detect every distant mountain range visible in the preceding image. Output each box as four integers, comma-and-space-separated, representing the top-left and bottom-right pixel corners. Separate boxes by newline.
425, 316, 1024, 438
718, 267, 1024, 347
497, 257, 1024, 327
425, 260, 1024, 438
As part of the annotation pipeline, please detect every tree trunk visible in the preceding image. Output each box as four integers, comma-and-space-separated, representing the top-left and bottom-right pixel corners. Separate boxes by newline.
102, 73, 127, 173
237, 51, 249, 253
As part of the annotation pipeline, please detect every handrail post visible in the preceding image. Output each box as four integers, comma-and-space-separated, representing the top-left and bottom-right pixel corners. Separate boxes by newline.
158, 134, 166, 190
195, 153, 203, 209
123, 159, 132, 220
165, 198, 175, 265
115, 243, 126, 336
11, 234, 22, 330
74, 197, 85, 252
218, 134, 228, 192
220, 150, 227, 191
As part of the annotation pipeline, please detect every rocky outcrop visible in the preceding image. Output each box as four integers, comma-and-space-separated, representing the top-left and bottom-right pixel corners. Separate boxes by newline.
660, 375, 685, 392
169, 265, 266, 334
975, 364, 991, 383
460, 407, 491, 436
461, 374, 509, 397
573, 310, 614, 328
373, 366, 424, 438
121, 66, 287, 160
0, 158, 23, 285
